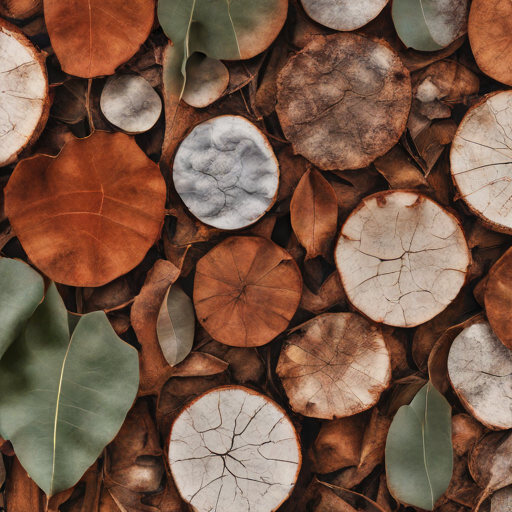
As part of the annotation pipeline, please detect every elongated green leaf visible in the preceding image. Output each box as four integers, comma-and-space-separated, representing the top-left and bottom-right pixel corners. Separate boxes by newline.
0, 284, 139, 496
385, 382, 453, 510
0, 258, 44, 360
157, 283, 195, 367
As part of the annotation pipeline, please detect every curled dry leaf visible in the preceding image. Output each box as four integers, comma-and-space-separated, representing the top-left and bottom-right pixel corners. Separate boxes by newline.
451, 91, 512, 234
277, 313, 391, 419
335, 190, 470, 327
469, 0, 512, 86
448, 322, 512, 430
485, 247, 512, 349
0, 0, 42, 18
276, 33, 411, 171
290, 168, 338, 260
173, 116, 279, 231
300, 0, 388, 32
100, 75, 162, 134
299, 271, 346, 315
168, 386, 301, 512
0, 18, 49, 167
44, 0, 155, 78
392, 0, 469, 51
5, 132, 166, 288
5, 457, 45, 511
194, 236, 302, 347
156, 283, 195, 367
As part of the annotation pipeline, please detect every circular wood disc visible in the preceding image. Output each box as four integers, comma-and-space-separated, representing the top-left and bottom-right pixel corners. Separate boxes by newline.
335, 191, 470, 327
173, 116, 280, 230
168, 386, 301, 512
451, 91, 512, 233
277, 313, 391, 419
100, 75, 162, 134
448, 322, 512, 430
193, 236, 302, 347
276, 33, 411, 171
0, 18, 49, 167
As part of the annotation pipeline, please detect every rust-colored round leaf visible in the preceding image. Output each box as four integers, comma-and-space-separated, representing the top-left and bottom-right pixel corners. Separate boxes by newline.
194, 236, 302, 347
276, 33, 411, 171
277, 313, 391, 419
5, 132, 166, 287
44, 0, 155, 78
469, 0, 512, 86
290, 168, 338, 260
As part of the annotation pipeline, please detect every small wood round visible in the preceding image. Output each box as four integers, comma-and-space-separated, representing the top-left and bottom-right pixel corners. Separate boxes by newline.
168, 386, 301, 512
194, 236, 302, 347
448, 322, 512, 430
0, 19, 49, 167
451, 91, 512, 233
335, 190, 470, 327
277, 313, 391, 419
100, 75, 162, 134
173, 115, 280, 230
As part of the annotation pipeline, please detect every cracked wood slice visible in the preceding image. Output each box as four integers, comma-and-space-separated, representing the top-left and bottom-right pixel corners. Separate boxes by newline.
173, 116, 280, 230
168, 386, 301, 512
469, 0, 512, 87
44, 0, 155, 78
193, 236, 302, 348
451, 91, 512, 233
335, 191, 470, 328
4, 132, 166, 287
0, 19, 49, 167
277, 313, 391, 419
448, 322, 512, 430
300, 0, 388, 32
276, 33, 411, 171
100, 75, 162, 134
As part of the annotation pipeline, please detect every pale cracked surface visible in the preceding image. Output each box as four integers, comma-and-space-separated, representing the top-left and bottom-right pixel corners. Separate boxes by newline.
168, 386, 301, 512
451, 91, 512, 233
300, 0, 388, 31
448, 322, 512, 430
0, 21, 47, 166
335, 191, 470, 327
173, 116, 279, 230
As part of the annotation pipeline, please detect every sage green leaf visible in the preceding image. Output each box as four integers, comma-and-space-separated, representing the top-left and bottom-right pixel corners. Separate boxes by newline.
385, 382, 453, 510
0, 284, 139, 496
156, 283, 195, 367
0, 258, 44, 360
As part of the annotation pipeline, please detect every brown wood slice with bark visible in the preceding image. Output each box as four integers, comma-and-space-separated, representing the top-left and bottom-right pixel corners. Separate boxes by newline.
194, 236, 302, 347
44, 0, 155, 78
277, 313, 391, 419
0, 18, 49, 167
335, 190, 470, 327
290, 168, 338, 260
276, 33, 411, 171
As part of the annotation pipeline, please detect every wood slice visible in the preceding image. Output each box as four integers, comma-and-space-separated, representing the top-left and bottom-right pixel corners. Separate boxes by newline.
448, 322, 512, 430
0, 18, 49, 167
277, 313, 391, 419
335, 190, 470, 327
193, 236, 302, 348
451, 91, 512, 233
276, 33, 411, 171
168, 386, 301, 512
173, 116, 280, 230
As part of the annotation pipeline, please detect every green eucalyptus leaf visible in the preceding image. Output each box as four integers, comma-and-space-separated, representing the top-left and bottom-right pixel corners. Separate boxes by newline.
385, 382, 453, 510
0, 258, 44, 360
0, 284, 139, 496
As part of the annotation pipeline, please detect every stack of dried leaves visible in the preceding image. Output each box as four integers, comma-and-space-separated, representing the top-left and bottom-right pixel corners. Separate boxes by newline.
1, 0, 512, 511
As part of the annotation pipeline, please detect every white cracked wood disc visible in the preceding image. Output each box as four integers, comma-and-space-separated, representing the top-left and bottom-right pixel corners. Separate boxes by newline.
0, 19, 49, 167
448, 322, 512, 430
168, 386, 301, 512
335, 191, 470, 327
173, 116, 280, 230
301, 0, 388, 31
451, 91, 512, 233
